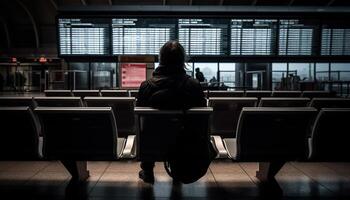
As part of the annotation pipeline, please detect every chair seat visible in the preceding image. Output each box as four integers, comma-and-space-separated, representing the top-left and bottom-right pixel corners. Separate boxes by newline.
223, 138, 237, 160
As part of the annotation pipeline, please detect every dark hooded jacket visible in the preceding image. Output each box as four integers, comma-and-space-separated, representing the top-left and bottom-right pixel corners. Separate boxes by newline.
136, 65, 206, 109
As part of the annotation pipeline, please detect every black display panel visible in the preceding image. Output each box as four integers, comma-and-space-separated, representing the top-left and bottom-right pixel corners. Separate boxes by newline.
58, 18, 110, 55
231, 19, 277, 55
112, 18, 176, 55
178, 19, 228, 55
279, 20, 314, 55
322, 27, 350, 55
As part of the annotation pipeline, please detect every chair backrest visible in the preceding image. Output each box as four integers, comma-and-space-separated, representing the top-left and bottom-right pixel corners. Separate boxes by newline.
35, 107, 118, 160
129, 90, 139, 98
271, 91, 302, 97
301, 91, 336, 98
72, 90, 100, 98
84, 97, 136, 137
0, 97, 35, 109
0, 107, 40, 159
208, 91, 244, 97
259, 98, 310, 107
245, 91, 272, 98
236, 107, 317, 161
310, 108, 350, 161
135, 107, 212, 161
208, 97, 257, 138
309, 98, 350, 110
44, 90, 72, 97
100, 90, 129, 97
34, 97, 83, 107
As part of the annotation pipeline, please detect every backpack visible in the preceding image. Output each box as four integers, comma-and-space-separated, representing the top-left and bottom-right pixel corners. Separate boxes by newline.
163, 111, 217, 184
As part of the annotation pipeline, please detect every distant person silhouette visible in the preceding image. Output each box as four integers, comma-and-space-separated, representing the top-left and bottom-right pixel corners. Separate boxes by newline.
136, 40, 206, 183
195, 68, 205, 83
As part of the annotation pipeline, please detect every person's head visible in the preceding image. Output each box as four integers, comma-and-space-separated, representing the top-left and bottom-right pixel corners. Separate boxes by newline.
159, 40, 186, 69
195, 68, 200, 72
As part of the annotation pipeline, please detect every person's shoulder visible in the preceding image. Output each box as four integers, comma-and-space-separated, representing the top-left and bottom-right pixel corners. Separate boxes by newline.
184, 75, 201, 87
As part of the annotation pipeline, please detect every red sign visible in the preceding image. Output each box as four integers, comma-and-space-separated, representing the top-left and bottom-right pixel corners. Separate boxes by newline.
120, 63, 146, 88
39, 57, 47, 63
11, 57, 17, 63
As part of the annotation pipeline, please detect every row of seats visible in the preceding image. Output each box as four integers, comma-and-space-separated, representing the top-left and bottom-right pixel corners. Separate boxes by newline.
205, 90, 337, 98
1, 104, 349, 182
1, 96, 349, 143
45, 89, 138, 98
45, 89, 338, 99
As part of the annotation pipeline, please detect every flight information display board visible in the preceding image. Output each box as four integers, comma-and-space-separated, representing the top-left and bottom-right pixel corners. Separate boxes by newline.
279, 20, 314, 55
231, 19, 277, 55
112, 18, 176, 55
58, 18, 110, 55
178, 19, 228, 55
120, 63, 146, 88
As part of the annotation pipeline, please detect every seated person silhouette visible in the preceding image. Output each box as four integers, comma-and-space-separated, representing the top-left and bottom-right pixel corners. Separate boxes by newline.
136, 40, 206, 183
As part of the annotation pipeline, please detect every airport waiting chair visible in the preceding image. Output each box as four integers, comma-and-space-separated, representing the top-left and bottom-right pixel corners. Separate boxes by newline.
301, 91, 336, 98
208, 97, 258, 158
271, 91, 302, 97
223, 107, 317, 182
84, 97, 136, 158
44, 90, 72, 97
129, 90, 139, 98
35, 107, 126, 181
258, 98, 310, 107
100, 90, 129, 97
208, 91, 244, 98
135, 107, 213, 161
72, 90, 100, 98
309, 98, 350, 110
0, 107, 41, 160
0, 97, 35, 108
308, 108, 350, 161
34, 97, 84, 107
245, 91, 272, 99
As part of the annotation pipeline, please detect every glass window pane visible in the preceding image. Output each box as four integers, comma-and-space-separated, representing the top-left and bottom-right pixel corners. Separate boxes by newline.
185, 62, 193, 76
219, 63, 235, 71
272, 63, 287, 90
70, 63, 89, 90
91, 63, 116, 89
194, 63, 218, 83
331, 63, 350, 81
288, 63, 314, 81
316, 63, 329, 81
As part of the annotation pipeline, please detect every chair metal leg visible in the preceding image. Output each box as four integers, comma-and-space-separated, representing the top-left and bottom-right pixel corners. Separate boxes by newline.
61, 160, 90, 182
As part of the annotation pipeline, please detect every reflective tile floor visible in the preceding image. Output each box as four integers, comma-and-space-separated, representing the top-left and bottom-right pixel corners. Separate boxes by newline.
0, 160, 350, 200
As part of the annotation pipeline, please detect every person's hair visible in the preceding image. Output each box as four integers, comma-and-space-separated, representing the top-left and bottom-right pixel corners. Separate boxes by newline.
159, 40, 186, 69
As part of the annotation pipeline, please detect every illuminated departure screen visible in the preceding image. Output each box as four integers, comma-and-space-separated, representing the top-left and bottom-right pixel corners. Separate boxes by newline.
279, 20, 314, 55
231, 19, 277, 55
321, 26, 350, 56
178, 19, 228, 55
112, 18, 176, 55
58, 18, 110, 55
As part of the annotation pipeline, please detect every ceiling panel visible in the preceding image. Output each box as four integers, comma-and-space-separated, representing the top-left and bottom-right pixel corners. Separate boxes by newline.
112, 0, 163, 5
166, 0, 190, 5
292, 0, 331, 6
255, 0, 290, 6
